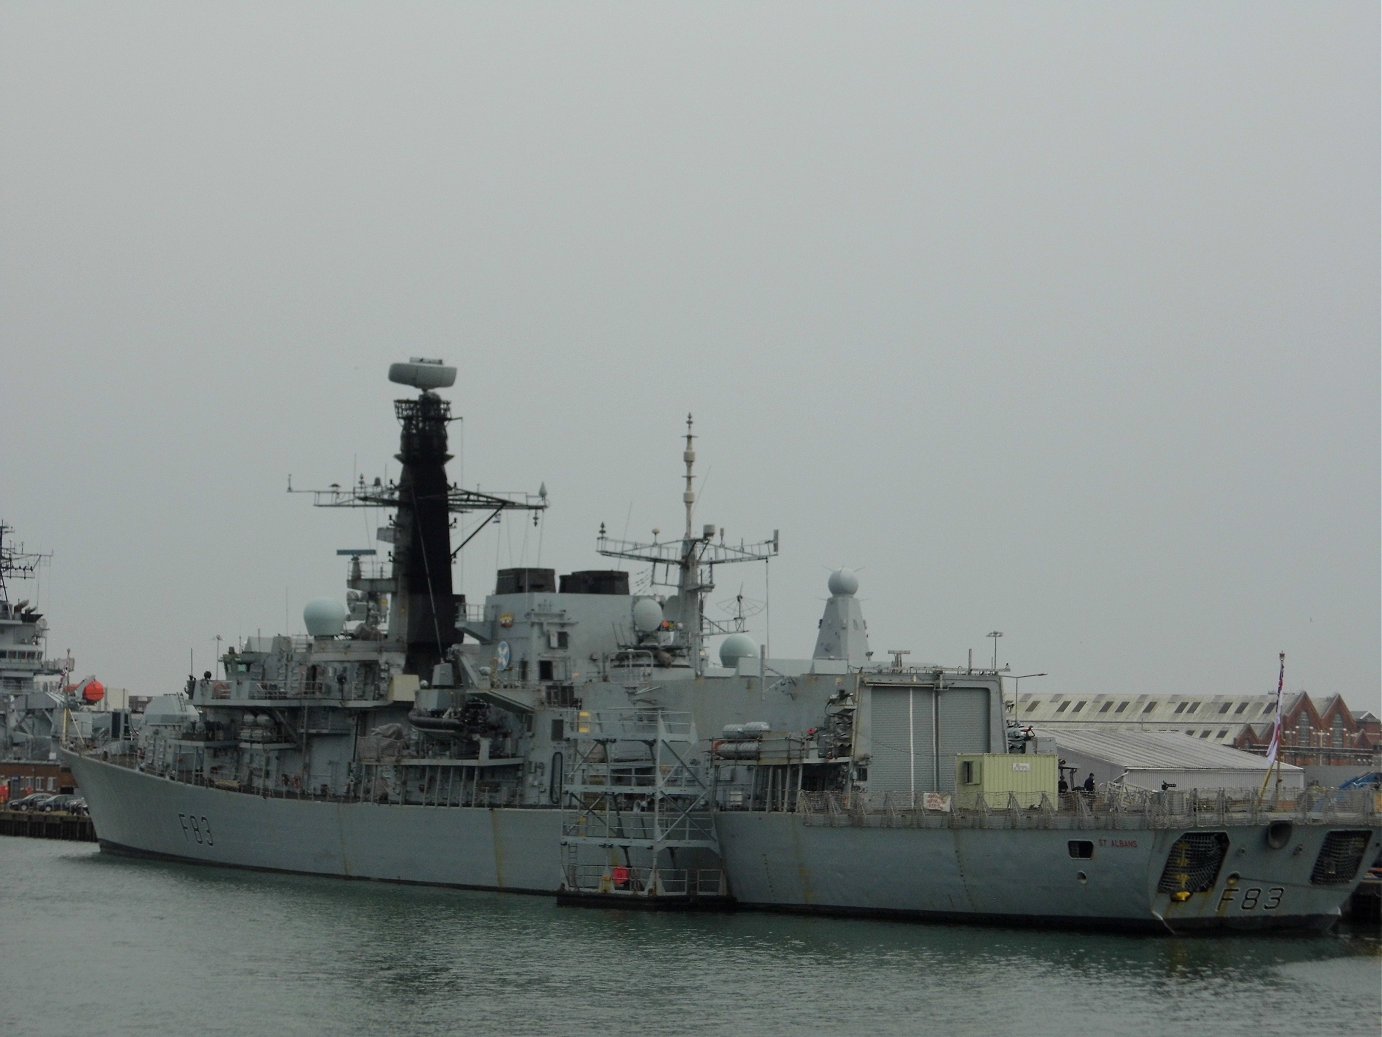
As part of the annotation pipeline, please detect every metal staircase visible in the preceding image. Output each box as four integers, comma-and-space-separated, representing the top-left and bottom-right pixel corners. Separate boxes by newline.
558, 708, 729, 907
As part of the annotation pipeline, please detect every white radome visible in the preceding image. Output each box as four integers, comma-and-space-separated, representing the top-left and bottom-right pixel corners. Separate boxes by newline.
303, 598, 348, 637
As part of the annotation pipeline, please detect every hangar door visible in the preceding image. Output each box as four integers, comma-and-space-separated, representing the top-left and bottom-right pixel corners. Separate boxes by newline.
867, 684, 993, 797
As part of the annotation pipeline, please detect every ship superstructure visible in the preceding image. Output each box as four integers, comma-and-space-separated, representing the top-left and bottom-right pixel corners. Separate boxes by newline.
1, 524, 115, 771
62, 360, 1382, 933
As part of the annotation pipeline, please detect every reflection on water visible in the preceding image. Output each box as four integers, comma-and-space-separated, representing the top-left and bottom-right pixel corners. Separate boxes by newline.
4, 840, 1377, 1037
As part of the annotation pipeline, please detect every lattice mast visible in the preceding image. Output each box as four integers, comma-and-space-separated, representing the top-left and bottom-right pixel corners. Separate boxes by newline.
596, 415, 777, 674
0, 523, 47, 605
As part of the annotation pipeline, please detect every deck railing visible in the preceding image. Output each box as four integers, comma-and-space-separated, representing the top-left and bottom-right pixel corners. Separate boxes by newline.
795, 786, 1382, 829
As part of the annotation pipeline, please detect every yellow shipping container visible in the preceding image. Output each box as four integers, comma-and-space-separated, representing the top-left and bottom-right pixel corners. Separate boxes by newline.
954, 753, 1059, 809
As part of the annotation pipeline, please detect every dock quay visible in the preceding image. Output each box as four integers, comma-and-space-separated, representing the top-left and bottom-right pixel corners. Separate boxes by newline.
0, 809, 95, 842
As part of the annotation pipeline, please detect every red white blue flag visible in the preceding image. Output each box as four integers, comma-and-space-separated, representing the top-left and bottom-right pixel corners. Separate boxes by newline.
1265, 652, 1285, 766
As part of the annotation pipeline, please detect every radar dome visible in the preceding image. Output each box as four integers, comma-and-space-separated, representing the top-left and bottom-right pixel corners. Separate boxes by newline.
827, 568, 859, 596
303, 598, 348, 638
631, 597, 664, 635
719, 633, 758, 667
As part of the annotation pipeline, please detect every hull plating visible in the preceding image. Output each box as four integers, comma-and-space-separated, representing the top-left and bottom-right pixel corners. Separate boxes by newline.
68, 753, 1372, 933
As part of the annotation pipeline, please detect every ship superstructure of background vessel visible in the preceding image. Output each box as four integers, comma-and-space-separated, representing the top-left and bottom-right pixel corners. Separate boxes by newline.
1, 524, 115, 784
62, 360, 1382, 933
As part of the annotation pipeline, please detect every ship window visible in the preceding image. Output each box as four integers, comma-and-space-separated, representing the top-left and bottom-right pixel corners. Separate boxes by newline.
1199, 731, 1210, 738
550, 718, 564, 742
1055, 702, 1069, 713
1217, 729, 1228, 739
1071, 701, 1085, 713
1115, 702, 1128, 714
1025, 701, 1040, 713
1098, 702, 1112, 713
539, 660, 554, 681
1219, 703, 1231, 714
1174, 702, 1187, 714
1143, 702, 1156, 714
1187, 703, 1199, 714
1068, 840, 1094, 859
1261, 703, 1273, 715
1235, 702, 1248, 714
557, 631, 569, 649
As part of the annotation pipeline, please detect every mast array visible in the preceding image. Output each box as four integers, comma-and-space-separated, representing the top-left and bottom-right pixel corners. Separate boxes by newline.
289, 360, 546, 677
595, 415, 777, 673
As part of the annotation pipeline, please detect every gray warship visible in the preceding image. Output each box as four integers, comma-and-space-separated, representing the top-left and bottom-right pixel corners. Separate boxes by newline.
2, 523, 114, 780
63, 360, 1381, 932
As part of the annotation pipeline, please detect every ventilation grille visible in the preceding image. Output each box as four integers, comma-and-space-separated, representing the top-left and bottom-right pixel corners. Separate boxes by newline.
1157, 832, 1229, 894
1310, 830, 1372, 886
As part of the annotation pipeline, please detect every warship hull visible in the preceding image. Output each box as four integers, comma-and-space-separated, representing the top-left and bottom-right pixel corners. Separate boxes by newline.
67, 751, 1375, 932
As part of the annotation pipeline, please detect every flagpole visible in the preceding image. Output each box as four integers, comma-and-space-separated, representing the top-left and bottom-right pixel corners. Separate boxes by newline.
1257, 651, 1285, 804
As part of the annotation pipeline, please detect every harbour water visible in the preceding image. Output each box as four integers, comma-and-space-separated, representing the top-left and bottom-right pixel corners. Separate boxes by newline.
3, 838, 1378, 1037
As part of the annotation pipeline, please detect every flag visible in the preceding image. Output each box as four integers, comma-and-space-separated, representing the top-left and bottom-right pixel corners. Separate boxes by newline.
1265, 652, 1285, 766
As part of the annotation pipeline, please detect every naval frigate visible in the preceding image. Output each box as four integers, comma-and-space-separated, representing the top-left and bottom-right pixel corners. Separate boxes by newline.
63, 360, 1381, 933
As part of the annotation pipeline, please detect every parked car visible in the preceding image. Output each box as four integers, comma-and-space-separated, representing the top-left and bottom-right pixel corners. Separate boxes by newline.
36, 793, 84, 813
8, 792, 58, 811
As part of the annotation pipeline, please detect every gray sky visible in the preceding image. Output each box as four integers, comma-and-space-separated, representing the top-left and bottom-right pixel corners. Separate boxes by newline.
2, 3, 1377, 714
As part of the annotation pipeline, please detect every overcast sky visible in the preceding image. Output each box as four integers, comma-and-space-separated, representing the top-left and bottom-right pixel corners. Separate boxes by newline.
2, 3, 1377, 714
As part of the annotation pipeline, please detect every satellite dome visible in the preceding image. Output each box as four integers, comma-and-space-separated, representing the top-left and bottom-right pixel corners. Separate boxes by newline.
827, 568, 859, 596
632, 597, 664, 635
719, 633, 758, 666
303, 598, 348, 638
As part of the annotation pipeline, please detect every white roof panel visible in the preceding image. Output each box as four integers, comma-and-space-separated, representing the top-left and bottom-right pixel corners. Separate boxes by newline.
1035, 725, 1302, 773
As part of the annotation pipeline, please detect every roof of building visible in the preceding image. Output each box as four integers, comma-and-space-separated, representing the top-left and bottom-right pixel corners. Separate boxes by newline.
1019, 691, 1280, 727
1037, 725, 1303, 774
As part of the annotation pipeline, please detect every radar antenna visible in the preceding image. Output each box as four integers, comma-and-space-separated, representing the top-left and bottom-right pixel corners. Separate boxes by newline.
0, 523, 49, 606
